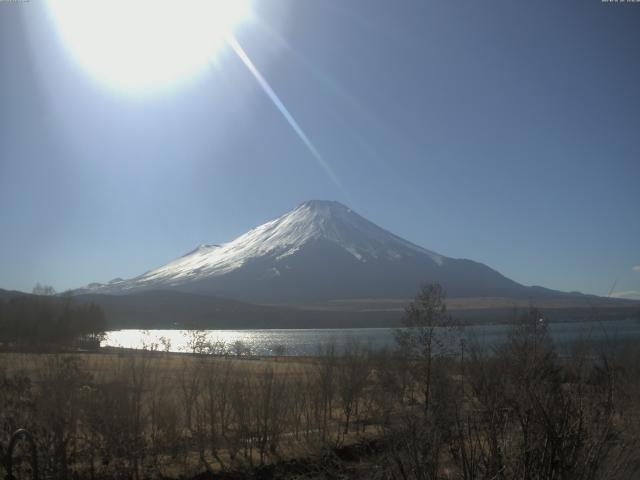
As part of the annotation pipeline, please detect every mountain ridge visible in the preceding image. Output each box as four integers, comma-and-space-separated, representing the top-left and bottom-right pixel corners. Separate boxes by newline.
3, 287, 636, 330
75, 200, 592, 304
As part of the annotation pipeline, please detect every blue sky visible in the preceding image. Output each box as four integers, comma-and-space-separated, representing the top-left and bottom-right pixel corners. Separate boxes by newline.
1, 0, 638, 298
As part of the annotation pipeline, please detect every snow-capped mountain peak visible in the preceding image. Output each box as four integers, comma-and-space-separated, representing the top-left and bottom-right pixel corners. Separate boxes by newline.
79, 200, 445, 295
274, 200, 444, 264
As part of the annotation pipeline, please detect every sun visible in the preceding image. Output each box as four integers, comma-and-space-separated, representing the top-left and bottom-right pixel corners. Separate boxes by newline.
46, 0, 251, 93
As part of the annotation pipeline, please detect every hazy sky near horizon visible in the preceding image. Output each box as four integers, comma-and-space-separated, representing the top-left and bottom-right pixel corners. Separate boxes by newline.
1, 0, 639, 298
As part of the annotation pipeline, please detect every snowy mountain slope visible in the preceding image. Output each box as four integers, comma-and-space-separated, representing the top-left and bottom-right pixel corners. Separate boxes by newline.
77, 200, 553, 303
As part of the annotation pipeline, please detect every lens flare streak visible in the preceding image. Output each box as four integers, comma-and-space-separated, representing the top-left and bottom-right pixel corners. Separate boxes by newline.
227, 36, 347, 197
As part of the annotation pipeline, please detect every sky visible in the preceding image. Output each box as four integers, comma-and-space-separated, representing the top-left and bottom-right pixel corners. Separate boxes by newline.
0, 0, 639, 298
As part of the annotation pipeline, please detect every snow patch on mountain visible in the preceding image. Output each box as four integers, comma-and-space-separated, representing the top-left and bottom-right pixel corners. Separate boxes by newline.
80, 200, 445, 294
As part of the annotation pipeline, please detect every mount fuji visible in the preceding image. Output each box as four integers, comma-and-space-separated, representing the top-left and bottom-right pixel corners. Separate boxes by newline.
77, 200, 565, 304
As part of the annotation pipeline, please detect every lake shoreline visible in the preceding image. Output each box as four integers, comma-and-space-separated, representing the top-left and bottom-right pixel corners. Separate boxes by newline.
106, 313, 640, 332
103, 318, 640, 356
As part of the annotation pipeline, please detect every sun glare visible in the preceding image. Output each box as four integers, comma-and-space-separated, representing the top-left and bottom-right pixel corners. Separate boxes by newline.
46, 0, 251, 93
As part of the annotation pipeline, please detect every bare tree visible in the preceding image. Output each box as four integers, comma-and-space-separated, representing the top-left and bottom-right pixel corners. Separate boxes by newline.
336, 341, 370, 434
395, 283, 456, 413
32, 283, 56, 296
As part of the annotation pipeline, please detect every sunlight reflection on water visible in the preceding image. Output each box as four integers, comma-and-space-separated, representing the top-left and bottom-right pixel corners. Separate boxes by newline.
102, 318, 640, 356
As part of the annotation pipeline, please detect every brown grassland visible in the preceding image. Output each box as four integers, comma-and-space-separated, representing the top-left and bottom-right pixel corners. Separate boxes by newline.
1, 288, 639, 480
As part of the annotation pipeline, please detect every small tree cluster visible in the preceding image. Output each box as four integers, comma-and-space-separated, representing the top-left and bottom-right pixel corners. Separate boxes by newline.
0, 289, 106, 349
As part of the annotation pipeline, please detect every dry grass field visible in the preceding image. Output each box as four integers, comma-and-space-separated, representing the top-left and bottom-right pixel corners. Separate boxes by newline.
0, 350, 313, 379
1, 306, 639, 479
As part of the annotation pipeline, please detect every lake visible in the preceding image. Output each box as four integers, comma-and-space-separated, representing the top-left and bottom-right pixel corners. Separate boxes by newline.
102, 318, 640, 356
